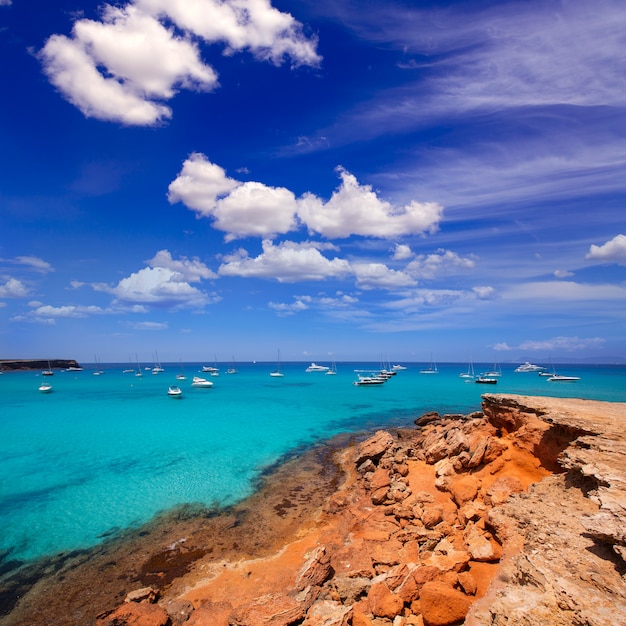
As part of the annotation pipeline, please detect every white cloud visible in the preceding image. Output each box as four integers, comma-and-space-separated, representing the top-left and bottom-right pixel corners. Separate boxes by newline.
554, 269, 574, 279
148, 249, 218, 280
218, 239, 352, 282
352, 263, 416, 290
170, 156, 443, 240
472, 286, 495, 299
0, 0, 12, 6
405, 249, 475, 280
13, 256, 54, 273
126, 321, 169, 330
0, 278, 30, 298
298, 167, 442, 238
91, 251, 219, 309
168, 153, 240, 213
136, 0, 321, 66
29, 304, 108, 318
392, 244, 414, 261
40, 0, 319, 125
268, 299, 309, 315
586, 234, 626, 264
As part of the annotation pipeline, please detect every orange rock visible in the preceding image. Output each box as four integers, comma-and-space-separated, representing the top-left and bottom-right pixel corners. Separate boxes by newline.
367, 581, 404, 619
448, 475, 479, 507
419, 581, 473, 626
352, 609, 375, 626
186, 601, 232, 626
96, 602, 170, 626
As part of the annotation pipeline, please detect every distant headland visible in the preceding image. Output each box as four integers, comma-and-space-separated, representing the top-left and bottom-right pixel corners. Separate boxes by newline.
0, 359, 82, 371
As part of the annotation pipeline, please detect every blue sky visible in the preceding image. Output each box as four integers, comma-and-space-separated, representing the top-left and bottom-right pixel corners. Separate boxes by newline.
1, 0, 625, 365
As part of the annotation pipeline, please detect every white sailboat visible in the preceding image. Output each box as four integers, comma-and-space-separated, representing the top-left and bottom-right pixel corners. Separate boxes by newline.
270, 350, 284, 377
459, 360, 475, 379
420, 354, 438, 374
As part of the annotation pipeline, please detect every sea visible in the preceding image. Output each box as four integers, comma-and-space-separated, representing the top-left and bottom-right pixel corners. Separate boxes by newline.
1, 361, 625, 574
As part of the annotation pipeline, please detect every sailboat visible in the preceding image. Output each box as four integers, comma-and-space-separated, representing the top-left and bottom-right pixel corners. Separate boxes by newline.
484, 359, 502, 377
42, 360, 54, 376
420, 354, 438, 374
326, 361, 337, 375
152, 351, 164, 374
270, 350, 284, 377
176, 359, 187, 380
226, 356, 238, 374
93, 355, 104, 375
135, 354, 143, 377
459, 360, 475, 379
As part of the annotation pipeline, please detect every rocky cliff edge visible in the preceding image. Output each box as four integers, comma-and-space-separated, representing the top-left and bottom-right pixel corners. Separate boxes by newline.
94, 394, 626, 625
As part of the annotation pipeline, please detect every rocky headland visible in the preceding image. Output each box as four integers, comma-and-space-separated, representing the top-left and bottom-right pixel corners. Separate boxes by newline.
0, 359, 81, 371
4, 394, 626, 625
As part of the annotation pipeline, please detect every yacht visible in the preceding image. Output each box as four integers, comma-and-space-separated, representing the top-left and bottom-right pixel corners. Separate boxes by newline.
305, 362, 330, 372
514, 362, 546, 373
38, 382, 53, 393
391, 364, 407, 371
191, 376, 214, 388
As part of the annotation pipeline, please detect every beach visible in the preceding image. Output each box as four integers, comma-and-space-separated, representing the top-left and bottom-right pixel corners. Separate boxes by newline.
4, 393, 626, 625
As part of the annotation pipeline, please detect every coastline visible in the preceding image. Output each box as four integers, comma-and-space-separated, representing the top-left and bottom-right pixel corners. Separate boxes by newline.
0, 359, 81, 371
3, 393, 626, 625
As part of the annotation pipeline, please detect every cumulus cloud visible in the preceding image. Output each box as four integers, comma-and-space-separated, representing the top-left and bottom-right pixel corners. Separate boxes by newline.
169, 155, 443, 240
91, 250, 219, 308
0, 278, 30, 298
392, 244, 414, 261
352, 263, 416, 290
219, 240, 352, 282
298, 167, 442, 238
147, 249, 218, 280
405, 249, 475, 280
586, 234, 626, 264
40, 0, 319, 125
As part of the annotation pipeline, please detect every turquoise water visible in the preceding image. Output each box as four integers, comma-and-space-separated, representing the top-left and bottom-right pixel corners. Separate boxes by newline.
1, 361, 624, 567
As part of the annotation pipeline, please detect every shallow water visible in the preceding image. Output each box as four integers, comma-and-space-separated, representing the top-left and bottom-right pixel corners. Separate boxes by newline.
1, 361, 624, 567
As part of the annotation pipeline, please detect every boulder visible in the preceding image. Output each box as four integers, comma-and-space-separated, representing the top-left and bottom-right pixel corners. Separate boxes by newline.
355, 431, 394, 465
367, 581, 404, 619
229, 593, 306, 626
296, 546, 333, 591
419, 581, 473, 626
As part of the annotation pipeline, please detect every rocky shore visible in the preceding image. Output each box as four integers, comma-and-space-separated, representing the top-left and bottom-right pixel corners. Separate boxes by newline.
4, 394, 626, 625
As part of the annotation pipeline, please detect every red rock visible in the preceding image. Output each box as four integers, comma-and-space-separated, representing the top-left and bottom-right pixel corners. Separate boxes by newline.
295, 546, 332, 591
356, 431, 394, 465
448, 475, 479, 507
367, 581, 404, 619
352, 610, 375, 626
96, 602, 170, 626
419, 581, 473, 626
186, 601, 232, 626
229, 593, 305, 626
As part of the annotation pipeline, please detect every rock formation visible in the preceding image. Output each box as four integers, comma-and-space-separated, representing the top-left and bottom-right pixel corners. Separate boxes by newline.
93, 394, 626, 626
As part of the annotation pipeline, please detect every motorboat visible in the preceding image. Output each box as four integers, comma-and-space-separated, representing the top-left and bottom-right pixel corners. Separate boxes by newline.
353, 375, 386, 386
547, 374, 581, 382
38, 382, 53, 393
515, 362, 546, 372
305, 362, 330, 372
167, 385, 183, 398
475, 376, 498, 384
391, 364, 407, 371
201, 365, 219, 373
191, 376, 214, 388
176, 374, 187, 380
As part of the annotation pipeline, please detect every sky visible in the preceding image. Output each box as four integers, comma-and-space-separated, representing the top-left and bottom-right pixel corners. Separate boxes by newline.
1, 0, 625, 365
